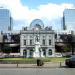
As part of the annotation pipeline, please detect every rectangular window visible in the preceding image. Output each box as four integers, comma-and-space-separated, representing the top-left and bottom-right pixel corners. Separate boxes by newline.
24, 40, 26, 45
42, 39, 45, 45
49, 40, 51, 45
30, 40, 32, 45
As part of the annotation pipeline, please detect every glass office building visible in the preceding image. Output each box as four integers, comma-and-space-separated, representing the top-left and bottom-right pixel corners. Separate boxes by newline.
0, 8, 13, 32
63, 9, 75, 31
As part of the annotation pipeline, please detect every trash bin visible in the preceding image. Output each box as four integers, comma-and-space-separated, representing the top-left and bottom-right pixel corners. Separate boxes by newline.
37, 59, 44, 66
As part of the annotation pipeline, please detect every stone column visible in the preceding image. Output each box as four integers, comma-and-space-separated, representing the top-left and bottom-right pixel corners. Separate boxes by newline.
27, 49, 30, 58
20, 48, 23, 56
52, 48, 55, 57
46, 48, 49, 57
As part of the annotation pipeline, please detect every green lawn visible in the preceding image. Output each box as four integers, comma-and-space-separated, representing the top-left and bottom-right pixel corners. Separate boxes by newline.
49, 57, 66, 62
0, 57, 67, 62
0, 58, 34, 60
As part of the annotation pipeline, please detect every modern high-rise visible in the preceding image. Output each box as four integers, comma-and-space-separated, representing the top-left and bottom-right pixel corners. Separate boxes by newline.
0, 8, 13, 32
63, 9, 75, 31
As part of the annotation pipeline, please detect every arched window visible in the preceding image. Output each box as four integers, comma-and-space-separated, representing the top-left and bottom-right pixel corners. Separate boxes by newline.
29, 49, 33, 58
48, 49, 52, 55
23, 49, 27, 57
43, 49, 46, 56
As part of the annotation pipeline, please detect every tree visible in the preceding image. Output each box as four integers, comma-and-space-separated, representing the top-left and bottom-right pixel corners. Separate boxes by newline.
67, 34, 74, 55
60, 34, 74, 55
63, 46, 70, 52
2, 45, 12, 54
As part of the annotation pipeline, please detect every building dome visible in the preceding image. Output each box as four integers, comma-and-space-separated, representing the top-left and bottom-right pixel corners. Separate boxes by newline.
30, 19, 44, 30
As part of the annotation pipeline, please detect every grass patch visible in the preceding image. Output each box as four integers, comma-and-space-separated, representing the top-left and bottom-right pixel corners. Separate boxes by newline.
40, 57, 66, 62
0, 57, 67, 63
0, 58, 34, 60
0, 57, 67, 61
0, 58, 37, 64
49, 57, 66, 62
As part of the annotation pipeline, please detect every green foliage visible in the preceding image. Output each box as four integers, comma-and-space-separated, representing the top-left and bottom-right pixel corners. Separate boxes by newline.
2, 45, 12, 54
0, 57, 66, 63
63, 46, 70, 52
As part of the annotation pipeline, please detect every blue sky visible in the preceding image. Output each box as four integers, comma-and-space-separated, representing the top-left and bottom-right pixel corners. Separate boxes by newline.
21, 0, 75, 8
20, 0, 75, 30
0, 0, 75, 30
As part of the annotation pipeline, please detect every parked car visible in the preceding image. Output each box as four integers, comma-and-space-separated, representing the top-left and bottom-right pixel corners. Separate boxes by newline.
65, 56, 75, 67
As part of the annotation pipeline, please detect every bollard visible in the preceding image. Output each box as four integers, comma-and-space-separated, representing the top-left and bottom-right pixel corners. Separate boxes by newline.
60, 62, 62, 67
17, 63, 18, 67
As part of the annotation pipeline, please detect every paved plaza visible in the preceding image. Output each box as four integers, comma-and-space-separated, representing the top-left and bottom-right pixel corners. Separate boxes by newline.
0, 68, 75, 75
0, 62, 65, 68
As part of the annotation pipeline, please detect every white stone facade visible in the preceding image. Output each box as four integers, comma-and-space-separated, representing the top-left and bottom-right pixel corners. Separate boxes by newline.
20, 19, 55, 58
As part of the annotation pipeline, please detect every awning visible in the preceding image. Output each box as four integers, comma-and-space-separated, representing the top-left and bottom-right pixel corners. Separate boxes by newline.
9, 44, 19, 47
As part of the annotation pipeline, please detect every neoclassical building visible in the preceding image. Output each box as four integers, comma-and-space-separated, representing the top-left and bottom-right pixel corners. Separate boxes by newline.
20, 19, 55, 57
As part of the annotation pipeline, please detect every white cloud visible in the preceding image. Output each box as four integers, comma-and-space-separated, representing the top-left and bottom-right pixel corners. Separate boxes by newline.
0, 0, 74, 30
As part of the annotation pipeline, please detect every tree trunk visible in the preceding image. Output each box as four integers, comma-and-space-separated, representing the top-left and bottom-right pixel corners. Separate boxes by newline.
71, 44, 74, 55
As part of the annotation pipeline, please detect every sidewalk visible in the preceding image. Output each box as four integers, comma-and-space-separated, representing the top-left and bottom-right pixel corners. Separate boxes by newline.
0, 62, 65, 68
